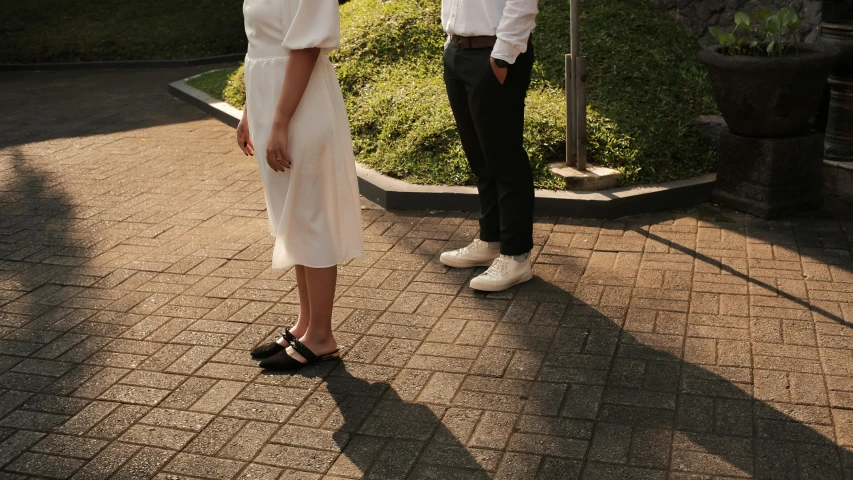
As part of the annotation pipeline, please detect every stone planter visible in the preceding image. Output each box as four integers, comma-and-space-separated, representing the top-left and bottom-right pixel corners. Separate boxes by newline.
713, 128, 825, 218
698, 43, 838, 137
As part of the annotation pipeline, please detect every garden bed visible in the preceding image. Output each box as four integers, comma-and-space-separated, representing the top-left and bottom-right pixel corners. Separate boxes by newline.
188, 0, 718, 188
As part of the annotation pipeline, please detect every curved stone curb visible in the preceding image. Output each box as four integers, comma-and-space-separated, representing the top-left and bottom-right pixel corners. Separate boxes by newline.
169, 76, 716, 219
0, 53, 244, 71
170, 73, 243, 129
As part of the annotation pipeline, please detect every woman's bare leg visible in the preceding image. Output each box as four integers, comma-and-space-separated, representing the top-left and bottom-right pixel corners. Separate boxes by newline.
275, 265, 311, 346
286, 265, 338, 361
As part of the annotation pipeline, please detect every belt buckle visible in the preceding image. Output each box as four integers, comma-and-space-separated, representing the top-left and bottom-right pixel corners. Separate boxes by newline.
453, 35, 471, 49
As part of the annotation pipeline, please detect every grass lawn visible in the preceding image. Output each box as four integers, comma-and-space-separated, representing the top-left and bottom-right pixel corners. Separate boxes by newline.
189, 0, 717, 188
0, 0, 245, 63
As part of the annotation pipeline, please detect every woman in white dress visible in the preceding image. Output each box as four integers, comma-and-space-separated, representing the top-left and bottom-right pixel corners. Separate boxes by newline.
237, 0, 363, 370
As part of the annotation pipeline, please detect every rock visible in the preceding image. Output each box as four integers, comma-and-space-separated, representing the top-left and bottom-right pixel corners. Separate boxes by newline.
799, 21, 815, 37
725, 0, 750, 11
718, 10, 735, 28
741, 0, 764, 16
803, 0, 824, 23
650, 0, 821, 45
779, 0, 804, 11
692, 22, 709, 37
697, 0, 713, 21
677, 0, 694, 11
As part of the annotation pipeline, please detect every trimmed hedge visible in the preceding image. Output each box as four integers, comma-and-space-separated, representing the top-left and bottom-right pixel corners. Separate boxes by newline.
0, 0, 245, 63
188, 0, 717, 188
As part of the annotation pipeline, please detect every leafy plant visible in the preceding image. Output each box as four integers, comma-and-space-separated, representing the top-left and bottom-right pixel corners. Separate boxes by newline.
710, 7, 803, 56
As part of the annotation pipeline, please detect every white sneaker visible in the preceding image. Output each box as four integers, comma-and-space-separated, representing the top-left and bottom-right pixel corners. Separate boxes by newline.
469, 254, 533, 292
440, 239, 500, 268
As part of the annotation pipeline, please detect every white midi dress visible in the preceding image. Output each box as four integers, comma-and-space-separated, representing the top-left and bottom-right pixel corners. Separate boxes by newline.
243, 0, 364, 270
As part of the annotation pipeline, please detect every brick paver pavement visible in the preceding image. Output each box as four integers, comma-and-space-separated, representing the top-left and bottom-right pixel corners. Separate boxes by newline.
2, 67, 853, 479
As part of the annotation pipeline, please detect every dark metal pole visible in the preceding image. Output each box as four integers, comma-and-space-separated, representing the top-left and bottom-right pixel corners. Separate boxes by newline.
567, 0, 587, 170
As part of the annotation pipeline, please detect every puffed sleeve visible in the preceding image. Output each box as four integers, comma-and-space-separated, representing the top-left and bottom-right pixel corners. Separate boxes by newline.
282, 0, 341, 52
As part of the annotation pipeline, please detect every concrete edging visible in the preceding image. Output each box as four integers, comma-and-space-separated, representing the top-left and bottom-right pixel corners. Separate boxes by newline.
0, 53, 245, 72
169, 76, 716, 219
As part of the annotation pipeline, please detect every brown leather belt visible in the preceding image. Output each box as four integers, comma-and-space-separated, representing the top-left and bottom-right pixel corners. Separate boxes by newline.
450, 35, 497, 49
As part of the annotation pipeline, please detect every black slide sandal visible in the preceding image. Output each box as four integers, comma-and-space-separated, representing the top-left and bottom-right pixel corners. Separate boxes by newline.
258, 338, 340, 371
250, 329, 296, 359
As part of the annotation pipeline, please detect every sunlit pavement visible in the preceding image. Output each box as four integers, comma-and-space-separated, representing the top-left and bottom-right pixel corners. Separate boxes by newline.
2, 67, 853, 479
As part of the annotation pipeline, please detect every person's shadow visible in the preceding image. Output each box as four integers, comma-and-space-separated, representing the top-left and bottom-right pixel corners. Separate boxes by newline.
317, 363, 491, 479
281, 309, 853, 479
315, 217, 853, 479
255, 203, 853, 479
512, 221, 853, 479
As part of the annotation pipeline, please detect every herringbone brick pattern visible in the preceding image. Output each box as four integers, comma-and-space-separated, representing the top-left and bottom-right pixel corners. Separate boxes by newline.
2, 67, 853, 479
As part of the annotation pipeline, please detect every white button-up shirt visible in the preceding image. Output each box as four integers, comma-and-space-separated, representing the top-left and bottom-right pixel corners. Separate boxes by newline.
442, 0, 538, 64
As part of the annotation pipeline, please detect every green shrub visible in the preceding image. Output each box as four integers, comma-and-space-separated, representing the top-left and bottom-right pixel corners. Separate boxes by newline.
190, 0, 717, 188
189, 65, 246, 109
0, 0, 245, 63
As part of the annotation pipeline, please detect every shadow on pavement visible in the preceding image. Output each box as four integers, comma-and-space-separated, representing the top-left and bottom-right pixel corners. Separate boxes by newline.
0, 148, 114, 475
0, 65, 237, 150
641, 225, 853, 329
269, 204, 853, 478
322, 363, 490, 478
503, 210, 853, 478
525, 280, 853, 478
291, 260, 853, 478
4, 126, 853, 478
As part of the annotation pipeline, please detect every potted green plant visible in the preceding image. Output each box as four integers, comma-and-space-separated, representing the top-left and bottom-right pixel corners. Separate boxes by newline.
699, 7, 838, 137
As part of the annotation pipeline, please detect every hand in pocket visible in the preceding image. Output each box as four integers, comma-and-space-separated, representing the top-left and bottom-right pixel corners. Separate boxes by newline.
490, 57, 508, 85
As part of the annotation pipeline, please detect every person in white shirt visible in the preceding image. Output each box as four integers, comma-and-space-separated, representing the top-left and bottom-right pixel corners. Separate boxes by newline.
439, 0, 539, 292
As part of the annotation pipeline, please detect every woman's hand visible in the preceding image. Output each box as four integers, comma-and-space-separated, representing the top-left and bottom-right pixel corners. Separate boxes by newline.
263, 47, 321, 172
237, 112, 254, 156
266, 122, 292, 171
